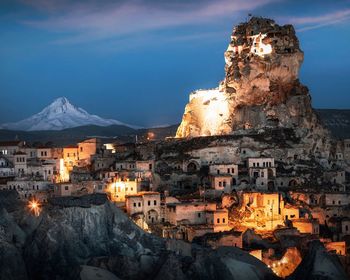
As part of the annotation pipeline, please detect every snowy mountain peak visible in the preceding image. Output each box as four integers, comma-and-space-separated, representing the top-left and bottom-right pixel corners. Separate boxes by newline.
1, 97, 139, 131
40, 97, 88, 117
51, 96, 70, 107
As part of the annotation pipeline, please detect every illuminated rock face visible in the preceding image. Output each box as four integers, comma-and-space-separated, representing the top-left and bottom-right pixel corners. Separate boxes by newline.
176, 88, 234, 137
176, 17, 327, 140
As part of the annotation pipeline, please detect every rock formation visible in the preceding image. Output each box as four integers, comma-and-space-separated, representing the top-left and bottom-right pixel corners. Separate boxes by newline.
287, 241, 348, 280
0, 191, 278, 280
176, 17, 329, 145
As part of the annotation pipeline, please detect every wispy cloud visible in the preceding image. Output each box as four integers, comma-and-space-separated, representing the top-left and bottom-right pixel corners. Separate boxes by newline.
19, 0, 279, 44
284, 8, 350, 32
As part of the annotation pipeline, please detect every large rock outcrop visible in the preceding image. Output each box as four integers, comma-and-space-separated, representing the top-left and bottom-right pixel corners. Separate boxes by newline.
287, 241, 348, 280
0, 191, 279, 280
176, 17, 329, 146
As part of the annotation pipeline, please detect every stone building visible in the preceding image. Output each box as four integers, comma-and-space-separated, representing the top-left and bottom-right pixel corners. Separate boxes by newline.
125, 192, 161, 224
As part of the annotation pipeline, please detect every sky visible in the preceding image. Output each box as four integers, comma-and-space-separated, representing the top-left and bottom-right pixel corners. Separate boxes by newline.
0, 0, 349, 127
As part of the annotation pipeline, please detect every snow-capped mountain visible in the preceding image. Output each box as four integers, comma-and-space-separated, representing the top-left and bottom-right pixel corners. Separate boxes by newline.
1, 97, 138, 131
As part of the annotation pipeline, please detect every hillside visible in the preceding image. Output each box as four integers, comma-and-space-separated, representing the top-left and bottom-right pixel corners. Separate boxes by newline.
316, 109, 350, 139
0, 124, 178, 146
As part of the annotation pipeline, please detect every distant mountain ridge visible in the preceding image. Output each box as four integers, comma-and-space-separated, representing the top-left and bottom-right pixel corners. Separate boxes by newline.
316, 109, 350, 139
0, 97, 139, 131
0, 124, 179, 146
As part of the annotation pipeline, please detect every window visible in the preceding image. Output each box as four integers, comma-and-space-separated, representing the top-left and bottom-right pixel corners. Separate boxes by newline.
217, 218, 220, 224
198, 213, 201, 218
227, 168, 230, 174
346, 225, 349, 232
148, 201, 151, 206
231, 168, 234, 173
65, 186, 69, 191
133, 203, 136, 207
223, 218, 226, 223
154, 200, 157, 206
217, 170, 220, 174
223, 181, 226, 187
80, 147, 83, 152
219, 182, 222, 187
138, 202, 141, 207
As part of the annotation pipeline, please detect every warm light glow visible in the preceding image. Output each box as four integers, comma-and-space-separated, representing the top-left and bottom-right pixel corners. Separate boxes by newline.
105, 178, 138, 202
28, 199, 41, 216
147, 132, 155, 140
59, 158, 69, 182
265, 248, 301, 278
250, 33, 272, 57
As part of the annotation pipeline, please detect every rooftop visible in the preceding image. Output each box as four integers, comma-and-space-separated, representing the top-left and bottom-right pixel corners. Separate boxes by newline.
0, 140, 23, 147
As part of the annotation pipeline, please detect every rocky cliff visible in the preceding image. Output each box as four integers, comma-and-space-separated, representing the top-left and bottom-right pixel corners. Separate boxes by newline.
0, 191, 279, 280
176, 17, 329, 147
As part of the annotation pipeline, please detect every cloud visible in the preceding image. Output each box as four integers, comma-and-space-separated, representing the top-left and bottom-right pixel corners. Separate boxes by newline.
18, 0, 279, 44
284, 8, 350, 32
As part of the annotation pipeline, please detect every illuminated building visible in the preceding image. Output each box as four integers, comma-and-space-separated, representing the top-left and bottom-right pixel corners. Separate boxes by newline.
125, 192, 161, 224
107, 178, 140, 202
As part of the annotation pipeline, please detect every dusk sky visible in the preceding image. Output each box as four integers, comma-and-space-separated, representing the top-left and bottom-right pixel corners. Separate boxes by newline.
0, 0, 349, 127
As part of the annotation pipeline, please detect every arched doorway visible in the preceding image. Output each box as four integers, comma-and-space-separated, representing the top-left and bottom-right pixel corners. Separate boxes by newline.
146, 209, 159, 224
187, 162, 198, 174
289, 179, 297, 187
268, 181, 275, 191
